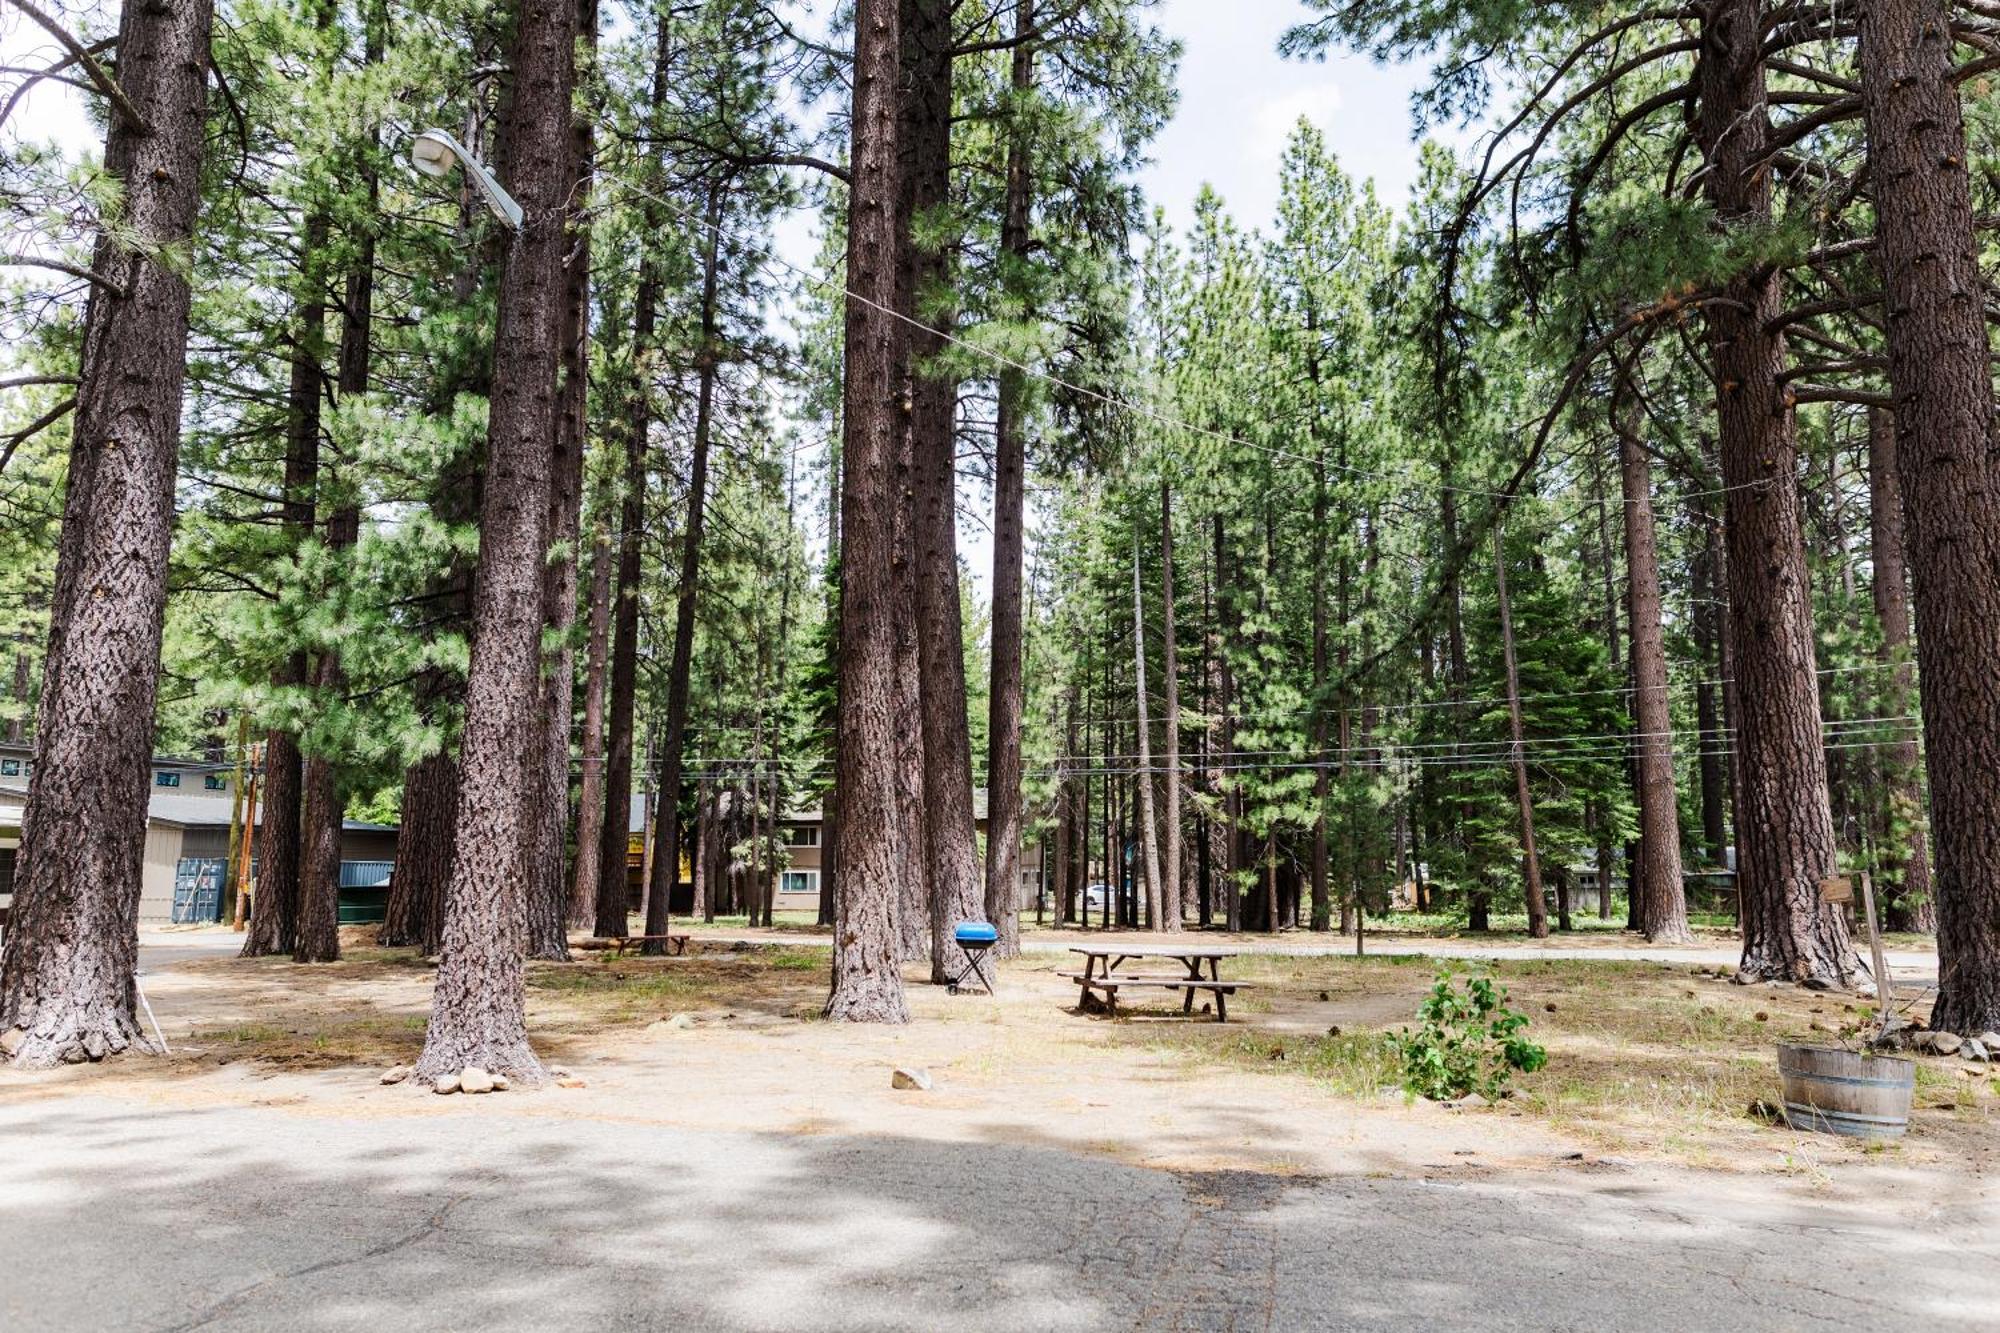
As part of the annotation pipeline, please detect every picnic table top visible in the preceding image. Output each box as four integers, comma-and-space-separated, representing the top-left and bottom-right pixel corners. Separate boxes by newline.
1067, 943, 1241, 959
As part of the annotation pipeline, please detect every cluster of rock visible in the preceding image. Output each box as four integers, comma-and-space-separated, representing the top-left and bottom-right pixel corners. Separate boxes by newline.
378, 1063, 582, 1092
1871, 1022, 2000, 1063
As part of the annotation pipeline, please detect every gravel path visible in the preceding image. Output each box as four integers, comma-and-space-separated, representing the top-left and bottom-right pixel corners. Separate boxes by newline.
5, 1095, 1993, 1331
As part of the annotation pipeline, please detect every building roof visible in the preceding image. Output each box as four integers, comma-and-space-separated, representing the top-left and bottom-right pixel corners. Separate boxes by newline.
149, 792, 394, 833
0, 782, 392, 834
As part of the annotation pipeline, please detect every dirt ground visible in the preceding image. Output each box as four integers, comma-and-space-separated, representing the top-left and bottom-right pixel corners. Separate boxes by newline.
6, 926, 1994, 1213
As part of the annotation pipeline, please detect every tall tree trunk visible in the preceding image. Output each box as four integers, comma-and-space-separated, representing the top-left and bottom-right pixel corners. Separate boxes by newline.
242, 209, 325, 961
383, 105, 492, 955
825, 0, 912, 1022
0, 0, 214, 1066
296, 11, 383, 965
818, 785, 839, 927
641, 182, 725, 956
1858, 0, 2000, 1029
413, 0, 576, 1085
1442, 471, 1481, 930
1616, 394, 1691, 943
766, 451, 800, 928
593, 5, 669, 940
1130, 540, 1163, 931
982, 0, 1035, 960
1691, 513, 1730, 866
5, 640, 28, 743
1214, 515, 1242, 933
571, 491, 612, 927
293, 499, 356, 966
1695, 0, 1848, 984
525, 0, 596, 962
1309, 463, 1331, 932
382, 750, 454, 950
1493, 522, 1548, 939
1864, 408, 1934, 933
1158, 481, 1183, 931
902, 0, 980, 980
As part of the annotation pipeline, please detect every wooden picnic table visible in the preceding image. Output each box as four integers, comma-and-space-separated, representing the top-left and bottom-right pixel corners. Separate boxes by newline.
573, 933, 691, 958
1057, 944, 1254, 1022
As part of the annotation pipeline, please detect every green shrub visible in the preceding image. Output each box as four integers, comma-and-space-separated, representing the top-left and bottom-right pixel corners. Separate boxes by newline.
1391, 968, 1548, 1101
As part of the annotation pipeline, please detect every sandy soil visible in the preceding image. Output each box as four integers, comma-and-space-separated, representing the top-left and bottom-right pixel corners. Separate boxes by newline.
6, 930, 1993, 1214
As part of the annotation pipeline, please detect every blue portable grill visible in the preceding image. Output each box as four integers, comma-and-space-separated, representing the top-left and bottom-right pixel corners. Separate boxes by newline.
947, 921, 998, 995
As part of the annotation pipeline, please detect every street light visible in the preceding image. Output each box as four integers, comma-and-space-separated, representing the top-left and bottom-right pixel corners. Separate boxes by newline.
410, 128, 523, 231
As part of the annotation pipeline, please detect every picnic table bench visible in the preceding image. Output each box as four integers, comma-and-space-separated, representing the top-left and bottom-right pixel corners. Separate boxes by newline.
576, 933, 691, 958
1058, 945, 1254, 1022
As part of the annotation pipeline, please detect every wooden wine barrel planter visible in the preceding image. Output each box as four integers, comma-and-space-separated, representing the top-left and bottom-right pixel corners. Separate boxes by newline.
1777, 1043, 1914, 1140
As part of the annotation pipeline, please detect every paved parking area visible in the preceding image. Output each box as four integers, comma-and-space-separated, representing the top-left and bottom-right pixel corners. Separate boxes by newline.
4, 1095, 1994, 1331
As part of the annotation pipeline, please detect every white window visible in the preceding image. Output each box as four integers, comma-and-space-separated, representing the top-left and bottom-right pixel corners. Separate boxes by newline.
784, 825, 820, 847
780, 869, 819, 896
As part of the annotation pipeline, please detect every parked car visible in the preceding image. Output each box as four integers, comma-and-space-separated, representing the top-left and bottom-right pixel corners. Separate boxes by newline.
1082, 882, 1112, 912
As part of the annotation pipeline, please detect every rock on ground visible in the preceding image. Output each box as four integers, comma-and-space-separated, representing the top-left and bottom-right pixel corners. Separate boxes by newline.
891, 1067, 933, 1091
460, 1067, 495, 1094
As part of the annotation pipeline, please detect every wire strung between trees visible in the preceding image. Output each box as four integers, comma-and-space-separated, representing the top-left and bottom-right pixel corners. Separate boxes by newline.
610, 177, 1780, 517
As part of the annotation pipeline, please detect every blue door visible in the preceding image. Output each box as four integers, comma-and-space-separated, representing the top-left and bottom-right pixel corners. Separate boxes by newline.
172, 858, 228, 923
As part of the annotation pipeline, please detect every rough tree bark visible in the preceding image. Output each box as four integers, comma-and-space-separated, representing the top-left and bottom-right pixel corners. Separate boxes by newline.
242, 210, 324, 961
981, 0, 1035, 959
591, 4, 669, 940
1310, 462, 1331, 932
901, 0, 982, 980
1863, 408, 1933, 933
1214, 515, 1242, 933
1857, 0, 2000, 1029
1130, 542, 1164, 931
640, 181, 724, 957
1848, 0, 1992, 1020
412, 0, 576, 1085
6, 642, 28, 743
0, 0, 214, 1066
1690, 515, 1730, 866
296, 16, 382, 965
381, 750, 453, 951
1615, 389, 1691, 944
1492, 522, 1548, 939
1158, 480, 1183, 932
571, 501, 612, 927
525, 0, 596, 962
1695, 0, 1849, 984
825, 0, 912, 1022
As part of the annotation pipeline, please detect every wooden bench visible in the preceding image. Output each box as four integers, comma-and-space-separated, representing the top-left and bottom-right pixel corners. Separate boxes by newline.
581, 933, 690, 958
1056, 969, 1257, 1022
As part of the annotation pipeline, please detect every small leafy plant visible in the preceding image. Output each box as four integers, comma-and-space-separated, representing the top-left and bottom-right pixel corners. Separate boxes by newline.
1392, 968, 1548, 1101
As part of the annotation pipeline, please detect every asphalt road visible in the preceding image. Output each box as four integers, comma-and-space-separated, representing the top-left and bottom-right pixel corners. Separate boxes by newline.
4, 1095, 1994, 1331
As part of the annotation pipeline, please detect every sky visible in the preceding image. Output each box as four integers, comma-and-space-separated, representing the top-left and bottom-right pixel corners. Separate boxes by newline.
0, 2, 1447, 594
1, 0, 1442, 277
1139, 0, 1435, 233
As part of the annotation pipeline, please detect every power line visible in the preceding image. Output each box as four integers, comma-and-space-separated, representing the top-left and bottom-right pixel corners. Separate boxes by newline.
614, 178, 1776, 515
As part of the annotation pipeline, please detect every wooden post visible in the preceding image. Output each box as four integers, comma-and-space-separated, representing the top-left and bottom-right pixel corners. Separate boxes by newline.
231, 748, 259, 932
1858, 871, 1894, 1036
222, 715, 249, 926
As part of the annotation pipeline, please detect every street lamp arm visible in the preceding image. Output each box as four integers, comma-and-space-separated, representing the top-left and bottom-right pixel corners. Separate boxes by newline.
411, 128, 524, 231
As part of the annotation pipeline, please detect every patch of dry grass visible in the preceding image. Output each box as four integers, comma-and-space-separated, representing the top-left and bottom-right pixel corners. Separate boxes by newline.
141, 937, 1997, 1172
1087, 953, 1999, 1166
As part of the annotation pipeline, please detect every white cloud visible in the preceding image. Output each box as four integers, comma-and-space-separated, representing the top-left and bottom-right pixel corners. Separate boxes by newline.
1250, 83, 1348, 163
